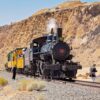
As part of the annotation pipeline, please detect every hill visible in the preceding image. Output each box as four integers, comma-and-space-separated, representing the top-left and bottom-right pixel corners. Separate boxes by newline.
0, 1, 100, 68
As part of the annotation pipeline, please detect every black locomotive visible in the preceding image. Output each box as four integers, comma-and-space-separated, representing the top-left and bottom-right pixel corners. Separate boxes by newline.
29, 28, 82, 80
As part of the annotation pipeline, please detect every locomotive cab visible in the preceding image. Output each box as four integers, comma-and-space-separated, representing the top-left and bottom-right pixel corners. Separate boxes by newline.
30, 36, 47, 60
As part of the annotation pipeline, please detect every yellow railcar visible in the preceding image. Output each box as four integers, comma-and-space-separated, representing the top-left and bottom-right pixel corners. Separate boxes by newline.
6, 48, 25, 71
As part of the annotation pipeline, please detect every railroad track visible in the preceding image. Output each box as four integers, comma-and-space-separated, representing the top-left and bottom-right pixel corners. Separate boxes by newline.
74, 80, 100, 88
51, 78, 100, 88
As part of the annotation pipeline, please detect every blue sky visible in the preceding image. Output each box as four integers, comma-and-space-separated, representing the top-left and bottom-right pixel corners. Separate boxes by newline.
0, 0, 99, 26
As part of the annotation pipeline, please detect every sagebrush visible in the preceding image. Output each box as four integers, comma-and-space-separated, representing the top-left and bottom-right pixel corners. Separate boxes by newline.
0, 77, 8, 86
18, 79, 45, 91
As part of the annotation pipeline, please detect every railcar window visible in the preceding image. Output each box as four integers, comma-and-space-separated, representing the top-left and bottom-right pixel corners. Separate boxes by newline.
8, 54, 10, 61
33, 43, 38, 47
8, 53, 13, 61
33, 43, 39, 52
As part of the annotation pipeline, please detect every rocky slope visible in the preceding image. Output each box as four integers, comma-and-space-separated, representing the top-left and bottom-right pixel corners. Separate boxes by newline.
0, 1, 100, 68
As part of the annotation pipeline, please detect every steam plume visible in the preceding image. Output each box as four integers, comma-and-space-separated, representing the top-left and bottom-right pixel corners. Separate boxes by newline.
47, 18, 58, 34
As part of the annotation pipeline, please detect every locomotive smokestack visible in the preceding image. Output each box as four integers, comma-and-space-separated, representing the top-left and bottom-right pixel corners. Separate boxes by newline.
57, 28, 62, 38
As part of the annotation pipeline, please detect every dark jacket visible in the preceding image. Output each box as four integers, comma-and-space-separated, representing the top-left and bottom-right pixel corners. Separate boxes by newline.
90, 67, 97, 77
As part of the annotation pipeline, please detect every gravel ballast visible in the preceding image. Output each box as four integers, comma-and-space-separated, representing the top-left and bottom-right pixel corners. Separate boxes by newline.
0, 71, 100, 100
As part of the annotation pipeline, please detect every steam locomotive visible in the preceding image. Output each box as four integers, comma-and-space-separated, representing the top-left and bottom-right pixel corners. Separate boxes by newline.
6, 28, 82, 80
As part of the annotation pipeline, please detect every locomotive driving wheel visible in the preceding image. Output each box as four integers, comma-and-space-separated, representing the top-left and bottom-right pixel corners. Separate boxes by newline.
38, 61, 52, 80
38, 61, 44, 78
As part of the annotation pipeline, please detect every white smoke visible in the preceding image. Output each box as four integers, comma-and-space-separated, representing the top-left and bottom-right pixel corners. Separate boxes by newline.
47, 18, 58, 34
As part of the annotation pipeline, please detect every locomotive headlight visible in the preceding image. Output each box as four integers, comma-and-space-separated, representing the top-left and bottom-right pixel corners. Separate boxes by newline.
59, 48, 65, 54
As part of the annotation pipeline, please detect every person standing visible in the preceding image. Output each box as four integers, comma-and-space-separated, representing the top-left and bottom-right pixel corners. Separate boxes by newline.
89, 64, 97, 82
12, 66, 17, 80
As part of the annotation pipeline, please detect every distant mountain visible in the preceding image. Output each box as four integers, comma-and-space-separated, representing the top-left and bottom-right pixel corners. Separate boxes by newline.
0, 1, 100, 68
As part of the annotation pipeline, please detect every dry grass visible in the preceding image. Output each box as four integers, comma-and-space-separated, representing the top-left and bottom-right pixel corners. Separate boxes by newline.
0, 77, 8, 86
36, 94, 45, 100
18, 79, 46, 91
77, 73, 89, 79
77, 74, 83, 77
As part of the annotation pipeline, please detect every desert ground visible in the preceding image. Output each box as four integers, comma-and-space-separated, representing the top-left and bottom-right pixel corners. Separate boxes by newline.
0, 68, 100, 100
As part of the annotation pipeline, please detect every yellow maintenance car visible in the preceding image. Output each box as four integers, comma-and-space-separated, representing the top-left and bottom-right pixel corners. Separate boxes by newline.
6, 48, 25, 72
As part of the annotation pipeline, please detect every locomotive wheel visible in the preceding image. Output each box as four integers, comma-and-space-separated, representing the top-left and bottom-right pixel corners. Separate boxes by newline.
38, 61, 51, 80
69, 78, 72, 81
37, 61, 46, 79
38, 61, 44, 76
43, 69, 51, 80
30, 62, 37, 77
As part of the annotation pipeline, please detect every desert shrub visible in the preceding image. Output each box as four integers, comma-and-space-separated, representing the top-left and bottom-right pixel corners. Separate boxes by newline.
77, 74, 83, 77
85, 73, 89, 77
77, 73, 89, 79
18, 79, 45, 91
36, 94, 45, 100
0, 77, 8, 86
82, 75, 88, 79
18, 79, 28, 91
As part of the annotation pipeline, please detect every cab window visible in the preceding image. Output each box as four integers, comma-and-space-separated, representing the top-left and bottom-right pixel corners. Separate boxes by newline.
33, 42, 39, 52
